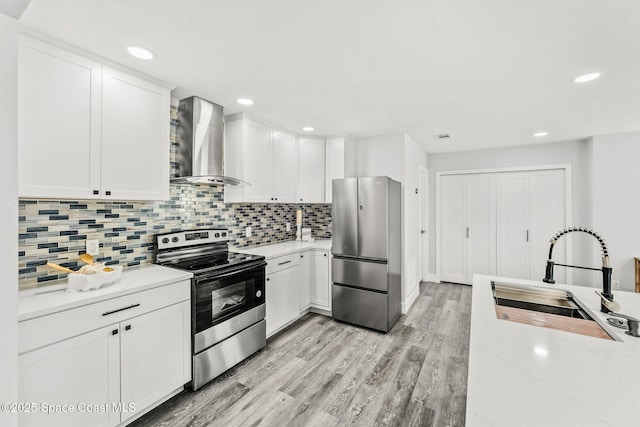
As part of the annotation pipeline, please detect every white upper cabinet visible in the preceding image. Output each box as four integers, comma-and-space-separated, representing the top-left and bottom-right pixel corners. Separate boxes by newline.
271, 131, 297, 202
298, 138, 325, 203
224, 114, 297, 203
18, 37, 102, 200
18, 37, 171, 201
325, 137, 346, 203
101, 68, 170, 201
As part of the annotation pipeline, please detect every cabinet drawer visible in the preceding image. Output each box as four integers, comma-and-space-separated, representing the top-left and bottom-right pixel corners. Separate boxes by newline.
266, 253, 300, 275
19, 280, 191, 354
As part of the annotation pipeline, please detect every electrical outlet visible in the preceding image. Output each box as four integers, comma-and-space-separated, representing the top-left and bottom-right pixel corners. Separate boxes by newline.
86, 239, 99, 256
245, 226, 252, 238
613, 280, 621, 290
286, 222, 291, 231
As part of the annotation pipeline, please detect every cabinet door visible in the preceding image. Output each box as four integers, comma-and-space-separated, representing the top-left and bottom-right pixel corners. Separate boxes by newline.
299, 252, 312, 311
18, 38, 102, 199
439, 174, 466, 283
243, 120, 273, 202
298, 138, 325, 203
119, 301, 191, 424
101, 68, 170, 201
325, 137, 345, 203
466, 175, 494, 283
272, 130, 298, 202
19, 325, 120, 427
310, 251, 331, 310
529, 170, 566, 282
497, 172, 530, 279
266, 266, 300, 337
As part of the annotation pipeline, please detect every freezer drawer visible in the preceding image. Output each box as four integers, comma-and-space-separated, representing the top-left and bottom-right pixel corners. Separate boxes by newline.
332, 284, 389, 332
332, 257, 389, 292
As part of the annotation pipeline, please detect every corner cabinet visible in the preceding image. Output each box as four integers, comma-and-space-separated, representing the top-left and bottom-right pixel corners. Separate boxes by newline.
299, 249, 331, 313
18, 280, 191, 427
224, 114, 297, 203
18, 36, 170, 201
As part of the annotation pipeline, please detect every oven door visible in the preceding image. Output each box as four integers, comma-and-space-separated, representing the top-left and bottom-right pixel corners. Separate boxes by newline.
193, 262, 266, 336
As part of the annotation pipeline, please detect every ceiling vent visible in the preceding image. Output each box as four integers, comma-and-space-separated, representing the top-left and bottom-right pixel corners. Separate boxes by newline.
434, 133, 452, 141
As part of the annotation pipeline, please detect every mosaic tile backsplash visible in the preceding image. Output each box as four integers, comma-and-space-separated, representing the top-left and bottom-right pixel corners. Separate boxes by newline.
18, 107, 332, 289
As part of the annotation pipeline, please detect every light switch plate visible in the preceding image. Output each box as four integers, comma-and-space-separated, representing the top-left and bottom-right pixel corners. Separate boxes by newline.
286, 222, 291, 231
86, 239, 99, 256
245, 226, 252, 238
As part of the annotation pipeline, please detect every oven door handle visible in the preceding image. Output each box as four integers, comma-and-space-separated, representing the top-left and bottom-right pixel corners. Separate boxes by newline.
195, 261, 267, 283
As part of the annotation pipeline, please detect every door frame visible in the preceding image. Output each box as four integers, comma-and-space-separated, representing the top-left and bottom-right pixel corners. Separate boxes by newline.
418, 165, 428, 282
435, 164, 573, 284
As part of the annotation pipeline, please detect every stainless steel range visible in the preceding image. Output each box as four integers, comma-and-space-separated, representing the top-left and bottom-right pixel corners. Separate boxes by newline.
154, 229, 266, 391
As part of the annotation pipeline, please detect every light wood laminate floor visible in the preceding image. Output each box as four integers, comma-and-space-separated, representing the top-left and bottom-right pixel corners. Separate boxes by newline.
131, 282, 472, 427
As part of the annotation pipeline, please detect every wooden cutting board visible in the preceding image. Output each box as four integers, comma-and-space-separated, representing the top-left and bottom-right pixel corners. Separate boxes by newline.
495, 305, 613, 340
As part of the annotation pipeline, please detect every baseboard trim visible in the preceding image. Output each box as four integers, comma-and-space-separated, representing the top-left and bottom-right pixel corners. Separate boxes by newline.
401, 284, 420, 314
426, 273, 439, 283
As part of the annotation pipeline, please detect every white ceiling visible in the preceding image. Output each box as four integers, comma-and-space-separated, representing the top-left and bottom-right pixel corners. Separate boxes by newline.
18, 0, 640, 153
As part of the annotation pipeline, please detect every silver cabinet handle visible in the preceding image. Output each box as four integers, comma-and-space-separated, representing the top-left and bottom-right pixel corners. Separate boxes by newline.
526, 229, 529, 242
278, 260, 292, 266
466, 227, 469, 238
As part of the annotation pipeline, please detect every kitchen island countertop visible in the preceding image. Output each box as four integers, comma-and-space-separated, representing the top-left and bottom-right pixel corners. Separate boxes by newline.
467, 275, 640, 426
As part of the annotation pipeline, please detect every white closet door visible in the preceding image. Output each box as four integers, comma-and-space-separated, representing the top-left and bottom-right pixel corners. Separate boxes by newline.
466, 175, 493, 283
440, 175, 466, 283
497, 172, 530, 279
529, 170, 566, 283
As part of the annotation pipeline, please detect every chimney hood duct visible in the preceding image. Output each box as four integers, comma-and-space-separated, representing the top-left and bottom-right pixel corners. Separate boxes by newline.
171, 96, 247, 186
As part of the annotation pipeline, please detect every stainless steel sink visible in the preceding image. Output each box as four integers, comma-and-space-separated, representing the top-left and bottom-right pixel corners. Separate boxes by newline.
492, 282, 593, 320
491, 281, 620, 341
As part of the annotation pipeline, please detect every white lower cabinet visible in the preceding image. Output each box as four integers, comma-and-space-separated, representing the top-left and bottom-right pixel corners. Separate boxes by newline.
18, 282, 191, 427
299, 251, 312, 311
266, 261, 300, 337
119, 302, 191, 424
265, 248, 332, 337
19, 325, 120, 427
310, 250, 331, 312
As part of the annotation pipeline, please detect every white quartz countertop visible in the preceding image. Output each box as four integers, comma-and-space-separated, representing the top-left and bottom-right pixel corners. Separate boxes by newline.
467, 275, 640, 427
18, 264, 193, 322
232, 239, 332, 259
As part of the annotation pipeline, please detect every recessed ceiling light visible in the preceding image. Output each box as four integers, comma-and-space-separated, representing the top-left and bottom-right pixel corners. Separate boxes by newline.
237, 98, 254, 105
573, 72, 601, 83
302, 127, 314, 132
127, 46, 154, 60
533, 132, 548, 137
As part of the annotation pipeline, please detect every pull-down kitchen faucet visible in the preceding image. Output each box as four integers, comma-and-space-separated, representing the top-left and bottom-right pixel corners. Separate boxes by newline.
542, 227, 613, 313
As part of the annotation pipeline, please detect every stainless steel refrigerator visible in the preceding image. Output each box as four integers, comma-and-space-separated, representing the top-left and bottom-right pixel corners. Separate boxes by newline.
331, 176, 401, 332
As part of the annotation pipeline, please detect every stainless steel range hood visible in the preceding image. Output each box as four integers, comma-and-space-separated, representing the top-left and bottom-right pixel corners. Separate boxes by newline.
172, 96, 246, 185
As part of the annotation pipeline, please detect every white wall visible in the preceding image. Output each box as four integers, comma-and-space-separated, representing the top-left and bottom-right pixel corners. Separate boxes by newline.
428, 139, 594, 284
0, 10, 19, 427
348, 133, 428, 313
592, 132, 640, 291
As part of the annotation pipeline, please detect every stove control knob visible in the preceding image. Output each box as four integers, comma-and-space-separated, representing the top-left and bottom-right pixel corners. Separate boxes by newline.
221, 232, 227, 237
162, 238, 169, 244
171, 237, 179, 243
256, 290, 262, 298
214, 233, 220, 238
